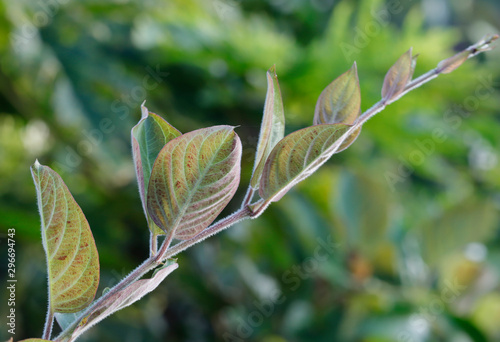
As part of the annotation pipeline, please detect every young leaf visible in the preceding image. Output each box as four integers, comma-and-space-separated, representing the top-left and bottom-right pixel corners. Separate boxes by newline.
437, 50, 470, 74
132, 103, 181, 236
69, 262, 178, 339
437, 34, 498, 74
147, 126, 242, 240
409, 54, 419, 80
31, 161, 100, 314
250, 65, 285, 189
381, 48, 413, 102
259, 124, 359, 203
313, 62, 361, 125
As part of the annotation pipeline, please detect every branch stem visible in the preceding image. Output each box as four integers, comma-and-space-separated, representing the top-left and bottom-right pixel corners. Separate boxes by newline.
42, 309, 54, 340
149, 232, 158, 257
241, 187, 256, 208
55, 207, 252, 341
53, 34, 497, 342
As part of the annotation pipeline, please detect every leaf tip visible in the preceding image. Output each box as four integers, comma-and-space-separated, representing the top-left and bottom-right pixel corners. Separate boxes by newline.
140, 101, 149, 119
32, 159, 43, 174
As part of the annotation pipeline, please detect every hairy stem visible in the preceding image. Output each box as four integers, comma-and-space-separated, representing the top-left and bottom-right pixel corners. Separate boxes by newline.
161, 206, 252, 260
155, 232, 174, 263
54, 207, 252, 341
42, 309, 54, 340
250, 35, 498, 215
241, 187, 256, 208
149, 232, 158, 257
53, 34, 497, 342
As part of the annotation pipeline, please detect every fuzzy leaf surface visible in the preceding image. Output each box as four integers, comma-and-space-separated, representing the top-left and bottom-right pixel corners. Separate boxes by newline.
259, 124, 359, 202
132, 104, 181, 235
250, 65, 285, 189
147, 126, 241, 239
313, 63, 361, 125
31, 161, 99, 314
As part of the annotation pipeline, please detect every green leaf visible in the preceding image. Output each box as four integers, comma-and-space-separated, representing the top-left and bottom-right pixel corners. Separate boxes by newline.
132, 103, 181, 236
313, 62, 361, 125
17, 339, 52, 342
55, 310, 84, 331
31, 161, 100, 314
147, 126, 242, 239
250, 65, 285, 189
381, 48, 413, 102
68, 262, 178, 339
259, 124, 359, 203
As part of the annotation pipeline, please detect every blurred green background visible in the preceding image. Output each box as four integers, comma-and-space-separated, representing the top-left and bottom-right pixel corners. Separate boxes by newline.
1, 0, 500, 341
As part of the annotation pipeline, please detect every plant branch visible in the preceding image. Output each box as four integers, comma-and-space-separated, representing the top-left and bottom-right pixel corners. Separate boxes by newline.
149, 232, 158, 257
155, 232, 174, 263
357, 34, 498, 127
53, 34, 497, 342
54, 206, 252, 341
249, 35, 498, 216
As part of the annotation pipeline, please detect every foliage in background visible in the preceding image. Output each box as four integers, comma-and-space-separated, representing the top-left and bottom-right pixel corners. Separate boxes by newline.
1, 0, 500, 341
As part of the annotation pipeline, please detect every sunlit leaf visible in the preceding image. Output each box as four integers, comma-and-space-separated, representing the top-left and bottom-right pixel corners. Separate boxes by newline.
313, 62, 361, 125
381, 48, 413, 101
18, 339, 52, 342
31, 161, 100, 314
250, 65, 285, 189
132, 103, 181, 236
69, 262, 178, 339
147, 126, 241, 239
259, 124, 359, 203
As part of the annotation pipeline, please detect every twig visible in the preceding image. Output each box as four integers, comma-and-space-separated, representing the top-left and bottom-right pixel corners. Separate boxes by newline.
42, 308, 54, 340
53, 34, 497, 342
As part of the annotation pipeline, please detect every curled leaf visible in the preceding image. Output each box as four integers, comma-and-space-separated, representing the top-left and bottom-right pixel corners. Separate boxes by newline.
31, 161, 100, 314
147, 126, 242, 239
259, 124, 359, 203
69, 262, 178, 339
314, 62, 361, 125
250, 65, 285, 189
132, 103, 181, 236
381, 48, 413, 102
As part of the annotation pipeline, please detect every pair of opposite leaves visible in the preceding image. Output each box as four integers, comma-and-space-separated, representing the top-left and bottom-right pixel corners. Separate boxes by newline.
28, 48, 421, 332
